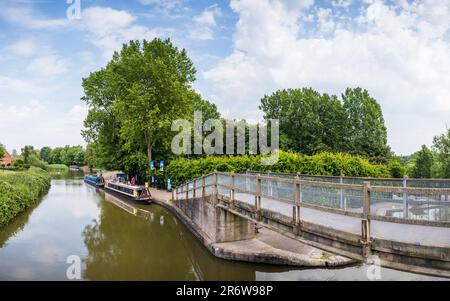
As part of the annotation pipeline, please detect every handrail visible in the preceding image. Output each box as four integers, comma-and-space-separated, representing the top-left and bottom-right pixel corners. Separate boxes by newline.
174, 171, 450, 227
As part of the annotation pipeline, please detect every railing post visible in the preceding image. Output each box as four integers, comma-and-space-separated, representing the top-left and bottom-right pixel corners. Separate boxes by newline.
212, 171, 218, 204
403, 177, 408, 219
255, 174, 261, 220
230, 172, 235, 207
202, 175, 205, 199
340, 175, 344, 209
193, 179, 196, 199
362, 181, 372, 258
293, 175, 301, 235
185, 184, 188, 201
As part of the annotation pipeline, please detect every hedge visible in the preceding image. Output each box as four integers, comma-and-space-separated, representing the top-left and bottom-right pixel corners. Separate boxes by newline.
166, 151, 392, 186
0, 167, 51, 227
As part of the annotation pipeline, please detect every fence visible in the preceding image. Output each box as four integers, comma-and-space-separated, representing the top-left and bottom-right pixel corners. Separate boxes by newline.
174, 172, 450, 248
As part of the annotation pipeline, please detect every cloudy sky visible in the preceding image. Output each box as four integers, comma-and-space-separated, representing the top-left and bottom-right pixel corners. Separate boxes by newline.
0, 0, 449, 155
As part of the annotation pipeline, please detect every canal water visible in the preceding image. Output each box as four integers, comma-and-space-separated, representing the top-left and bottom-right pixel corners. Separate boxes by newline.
0, 172, 446, 281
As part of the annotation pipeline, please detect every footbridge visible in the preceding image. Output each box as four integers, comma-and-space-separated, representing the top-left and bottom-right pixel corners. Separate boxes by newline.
173, 172, 450, 277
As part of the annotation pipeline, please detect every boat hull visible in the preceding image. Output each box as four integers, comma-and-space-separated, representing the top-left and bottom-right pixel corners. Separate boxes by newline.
104, 183, 152, 204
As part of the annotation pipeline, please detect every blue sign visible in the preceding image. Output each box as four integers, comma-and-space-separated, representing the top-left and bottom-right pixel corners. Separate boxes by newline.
151, 176, 155, 183
150, 160, 154, 170
167, 178, 172, 190
160, 160, 165, 171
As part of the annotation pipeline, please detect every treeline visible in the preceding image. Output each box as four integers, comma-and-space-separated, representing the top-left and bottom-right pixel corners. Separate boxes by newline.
167, 151, 397, 185
1, 145, 85, 170
260, 87, 390, 161
401, 129, 450, 178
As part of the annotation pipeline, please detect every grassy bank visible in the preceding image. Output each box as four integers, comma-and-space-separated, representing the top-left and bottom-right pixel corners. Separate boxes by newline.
0, 167, 51, 227
45, 164, 69, 173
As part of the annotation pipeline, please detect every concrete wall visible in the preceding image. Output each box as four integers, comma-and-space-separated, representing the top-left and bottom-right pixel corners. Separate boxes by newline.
175, 196, 255, 243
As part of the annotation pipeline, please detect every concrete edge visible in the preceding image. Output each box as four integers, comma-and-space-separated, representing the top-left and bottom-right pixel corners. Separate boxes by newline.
151, 197, 355, 268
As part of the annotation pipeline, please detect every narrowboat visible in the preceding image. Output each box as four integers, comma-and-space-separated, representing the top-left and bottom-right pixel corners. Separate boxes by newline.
84, 175, 105, 188
104, 178, 152, 204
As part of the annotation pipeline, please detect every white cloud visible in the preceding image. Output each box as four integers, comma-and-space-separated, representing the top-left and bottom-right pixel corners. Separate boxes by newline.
0, 6, 68, 29
189, 4, 222, 40
26, 55, 70, 76
5, 39, 37, 57
81, 6, 158, 59
202, 0, 450, 154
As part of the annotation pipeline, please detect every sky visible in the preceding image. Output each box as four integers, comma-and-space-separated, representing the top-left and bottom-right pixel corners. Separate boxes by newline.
0, 0, 449, 155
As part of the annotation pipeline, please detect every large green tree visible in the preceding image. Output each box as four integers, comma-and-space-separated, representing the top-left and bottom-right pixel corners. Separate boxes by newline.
39, 146, 52, 163
341, 88, 390, 160
432, 129, 450, 178
82, 38, 218, 175
410, 145, 433, 178
260, 88, 347, 155
21, 145, 34, 164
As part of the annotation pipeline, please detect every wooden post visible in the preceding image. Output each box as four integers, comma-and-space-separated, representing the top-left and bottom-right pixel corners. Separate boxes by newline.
403, 177, 408, 219
185, 183, 188, 201
362, 181, 372, 257
201, 175, 205, 199
230, 172, 235, 206
193, 179, 196, 199
293, 175, 301, 235
212, 171, 218, 204
340, 175, 344, 209
255, 174, 262, 220
363, 181, 371, 219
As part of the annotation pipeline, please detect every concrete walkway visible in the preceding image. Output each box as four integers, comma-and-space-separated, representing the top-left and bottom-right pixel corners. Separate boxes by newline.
148, 188, 354, 267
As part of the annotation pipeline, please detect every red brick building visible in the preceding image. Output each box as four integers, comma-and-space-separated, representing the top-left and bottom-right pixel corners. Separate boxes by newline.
0, 150, 12, 165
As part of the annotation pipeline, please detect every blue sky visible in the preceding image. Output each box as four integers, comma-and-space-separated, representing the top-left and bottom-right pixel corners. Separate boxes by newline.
1, 0, 450, 155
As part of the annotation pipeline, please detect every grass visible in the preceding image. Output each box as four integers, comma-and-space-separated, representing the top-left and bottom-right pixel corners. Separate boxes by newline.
0, 167, 51, 227
45, 164, 69, 172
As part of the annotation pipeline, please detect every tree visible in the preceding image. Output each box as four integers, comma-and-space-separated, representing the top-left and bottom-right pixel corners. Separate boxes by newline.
39, 147, 52, 163
342, 88, 390, 160
50, 147, 65, 164
410, 145, 433, 178
0, 144, 4, 159
432, 129, 450, 178
260, 88, 347, 155
21, 145, 34, 164
81, 38, 213, 176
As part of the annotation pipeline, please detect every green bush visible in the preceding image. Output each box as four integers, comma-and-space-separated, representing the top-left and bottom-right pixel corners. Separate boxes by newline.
0, 167, 51, 227
45, 164, 69, 172
166, 151, 391, 185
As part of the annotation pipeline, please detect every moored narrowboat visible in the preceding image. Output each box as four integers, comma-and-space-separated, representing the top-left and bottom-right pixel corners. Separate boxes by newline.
104, 178, 152, 204
84, 175, 105, 188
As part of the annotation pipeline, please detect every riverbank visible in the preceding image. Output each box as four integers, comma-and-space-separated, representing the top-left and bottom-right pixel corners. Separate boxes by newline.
0, 167, 51, 227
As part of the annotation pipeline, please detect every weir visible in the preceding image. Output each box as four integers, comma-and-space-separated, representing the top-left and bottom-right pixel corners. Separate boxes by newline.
173, 172, 450, 277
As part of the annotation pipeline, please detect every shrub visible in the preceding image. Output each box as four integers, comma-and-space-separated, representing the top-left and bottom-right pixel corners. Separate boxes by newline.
166, 151, 391, 185
45, 164, 69, 172
0, 167, 51, 227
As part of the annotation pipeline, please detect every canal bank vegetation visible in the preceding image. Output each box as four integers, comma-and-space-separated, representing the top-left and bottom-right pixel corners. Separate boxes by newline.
0, 145, 86, 173
167, 151, 392, 185
0, 167, 51, 227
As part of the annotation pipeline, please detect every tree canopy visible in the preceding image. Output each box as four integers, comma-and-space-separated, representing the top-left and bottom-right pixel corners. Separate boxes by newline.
410, 145, 433, 178
260, 87, 390, 160
82, 38, 219, 176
